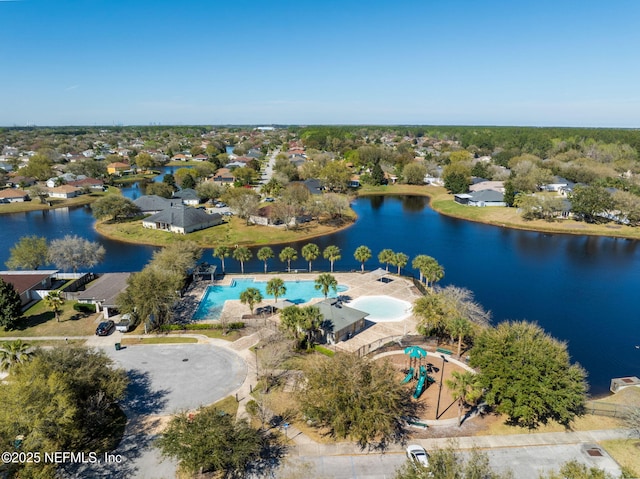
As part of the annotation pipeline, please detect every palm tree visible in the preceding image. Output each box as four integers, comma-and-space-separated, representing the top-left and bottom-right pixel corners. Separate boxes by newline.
299, 305, 323, 350
394, 252, 408, 275
446, 316, 473, 356
279, 305, 303, 345
257, 246, 274, 274
266, 277, 286, 303
279, 246, 298, 273
323, 245, 341, 273
43, 290, 65, 322
314, 273, 338, 299
378, 249, 395, 272
353, 245, 372, 273
232, 246, 252, 274
424, 257, 445, 289
239, 287, 263, 315
0, 340, 33, 372
411, 254, 430, 283
214, 245, 231, 273
445, 370, 483, 426
301, 243, 320, 272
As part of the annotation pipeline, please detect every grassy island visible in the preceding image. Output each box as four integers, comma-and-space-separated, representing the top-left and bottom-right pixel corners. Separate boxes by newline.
95, 212, 356, 248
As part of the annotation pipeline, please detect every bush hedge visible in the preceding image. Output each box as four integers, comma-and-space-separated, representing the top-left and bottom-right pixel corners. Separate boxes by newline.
158, 322, 245, 332
73, 302, 96, 314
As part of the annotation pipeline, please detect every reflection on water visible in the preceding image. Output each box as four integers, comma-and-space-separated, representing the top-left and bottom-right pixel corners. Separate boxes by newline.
0, 193, 638, 395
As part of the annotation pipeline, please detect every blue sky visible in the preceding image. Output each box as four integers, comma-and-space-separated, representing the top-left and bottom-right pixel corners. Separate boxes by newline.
1, 0, 639, 127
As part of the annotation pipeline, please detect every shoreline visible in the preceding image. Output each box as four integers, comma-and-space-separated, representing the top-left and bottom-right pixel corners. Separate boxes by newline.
357, 185, 640, 241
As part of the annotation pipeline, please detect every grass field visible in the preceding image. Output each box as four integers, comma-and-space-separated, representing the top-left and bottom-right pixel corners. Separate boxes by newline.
0, 300, 100, 337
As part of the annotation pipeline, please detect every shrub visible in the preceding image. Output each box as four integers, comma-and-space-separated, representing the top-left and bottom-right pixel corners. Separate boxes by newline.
73, 302, 96, 314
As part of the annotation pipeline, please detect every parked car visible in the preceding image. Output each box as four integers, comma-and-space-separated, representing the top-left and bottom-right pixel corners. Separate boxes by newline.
115, 314, 132, 332
95, 320, 115, 336
406, 444, 429, 468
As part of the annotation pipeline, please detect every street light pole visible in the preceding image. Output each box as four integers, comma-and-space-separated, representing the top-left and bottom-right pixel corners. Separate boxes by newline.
435, 354, 447, 419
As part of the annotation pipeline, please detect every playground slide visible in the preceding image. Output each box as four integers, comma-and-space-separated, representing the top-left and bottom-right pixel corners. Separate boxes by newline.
401, 367, 415, 384
413, 365, 427, 399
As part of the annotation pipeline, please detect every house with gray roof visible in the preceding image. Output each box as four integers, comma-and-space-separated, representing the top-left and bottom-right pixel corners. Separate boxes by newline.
173, 188, 200, 206
454, 190, 505, 207
75, 272, 130, 318
134, 195, 182, 214
142, 205, 223, 234
315, 298, 368, 344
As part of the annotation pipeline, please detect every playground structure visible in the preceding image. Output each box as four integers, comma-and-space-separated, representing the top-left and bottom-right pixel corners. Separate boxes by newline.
403, 346, 436, 399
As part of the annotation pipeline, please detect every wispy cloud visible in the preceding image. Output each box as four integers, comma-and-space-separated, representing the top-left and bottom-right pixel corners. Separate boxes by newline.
65, 85, 79, 91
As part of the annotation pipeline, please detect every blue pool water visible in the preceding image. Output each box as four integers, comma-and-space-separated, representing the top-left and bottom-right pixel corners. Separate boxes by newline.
192, 278, 348, 320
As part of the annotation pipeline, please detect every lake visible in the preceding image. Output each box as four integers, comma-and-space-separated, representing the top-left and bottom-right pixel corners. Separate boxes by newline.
1, 188, 638, 395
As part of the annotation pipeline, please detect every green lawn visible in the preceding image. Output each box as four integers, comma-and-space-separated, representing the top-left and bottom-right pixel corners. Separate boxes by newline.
0, 301, 100, 338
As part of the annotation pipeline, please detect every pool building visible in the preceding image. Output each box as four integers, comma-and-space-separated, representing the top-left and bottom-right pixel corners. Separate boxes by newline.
315, 298, 368, 344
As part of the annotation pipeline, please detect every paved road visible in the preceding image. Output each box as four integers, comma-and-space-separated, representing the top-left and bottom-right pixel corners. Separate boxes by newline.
281, 441, 623, 479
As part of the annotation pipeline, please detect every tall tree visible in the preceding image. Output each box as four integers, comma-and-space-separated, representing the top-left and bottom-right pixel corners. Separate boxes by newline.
279, 246, 298, 273
470, 321, 587, 429
91, 195, 141, 222
214, 245, 231, 273
323, 245, 341, 273
301, 243, 320, 272
569, 185, 615, 223
299, 353, 416, 448
353, 245, 372, 273
239, 287, 263, 315
157, 407, 266, 477
43, 290, 65, 322
445, 370, 483, 426
0, 346, 128, 479
5, 235, 49, 270
446, 316, 473, 356
411, 254, 430, 284
298, 305, 323, 350
314, 273, 338, 299
48, 235, 105, 273
0, 278, 22, 331
422, 256, 444, 289
378, 248, 395, 271
266, 277, 286, 303
232, 246, 252, 274
116, 267, 180, 329
257, 246, 274, 273
393, 252, 409, 275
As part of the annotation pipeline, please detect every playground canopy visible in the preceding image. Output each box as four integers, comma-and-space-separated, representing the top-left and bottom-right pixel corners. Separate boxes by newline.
404, 345, 427, 359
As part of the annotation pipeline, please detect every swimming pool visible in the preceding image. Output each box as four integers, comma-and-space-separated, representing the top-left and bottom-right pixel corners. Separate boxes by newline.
193, 278, 348, 320
347, 295, 413, 322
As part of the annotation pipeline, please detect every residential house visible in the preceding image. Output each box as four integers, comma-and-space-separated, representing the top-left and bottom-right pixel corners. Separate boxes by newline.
349, 175, 361, 188
107, 162, 130, 175
296, 178, 323, 195
211, 168, 235, 184
48, 184, 82, 199
133, 195, 182, 214
315, 298, 368, 344
0, 188, 29, 203
46, 173, 87, 188
454, 190, 505, 207
173, 188, 200, 206
469, 180, 505, 193
192, 154, 209, 162
75, 272, 130, 318
68, 177, 104, 190
542, 176, 575, 195
142, 205, 223, 234
0, 270, 58, 305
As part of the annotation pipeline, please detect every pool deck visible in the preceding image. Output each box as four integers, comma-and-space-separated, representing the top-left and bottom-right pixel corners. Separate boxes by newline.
175, 271, 425, 352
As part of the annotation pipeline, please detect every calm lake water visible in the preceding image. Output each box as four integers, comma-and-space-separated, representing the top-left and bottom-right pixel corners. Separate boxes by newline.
1, 185, 638, 395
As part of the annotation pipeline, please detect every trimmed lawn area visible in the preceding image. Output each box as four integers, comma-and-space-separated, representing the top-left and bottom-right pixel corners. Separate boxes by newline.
1, 339, 87, 347
0, 190, 112, 214
120, 337, 199, 345
0, 301, 100, 337
478, 413, 624, 436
